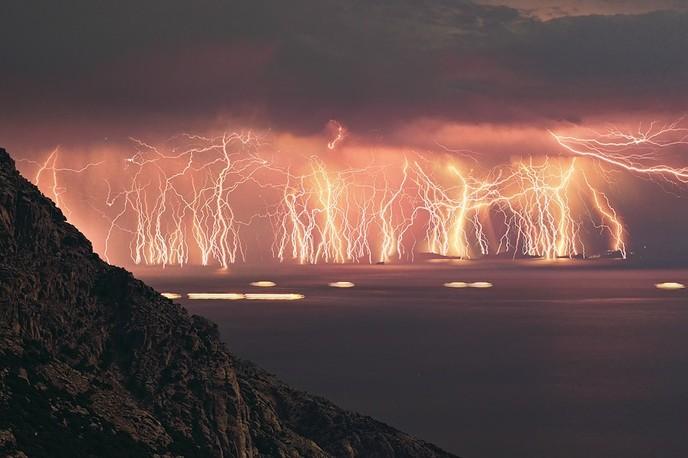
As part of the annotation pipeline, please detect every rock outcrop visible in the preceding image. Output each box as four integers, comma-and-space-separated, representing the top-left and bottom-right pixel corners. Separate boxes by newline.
0, 147, 456, 457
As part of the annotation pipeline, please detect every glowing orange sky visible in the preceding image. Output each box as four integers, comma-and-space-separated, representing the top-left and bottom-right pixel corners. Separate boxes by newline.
476, 0, 688, 19
3, 1, 688, 263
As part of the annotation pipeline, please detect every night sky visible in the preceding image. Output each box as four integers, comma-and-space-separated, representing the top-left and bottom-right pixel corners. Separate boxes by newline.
3, 1, 688, 137
2, 1, 688, 262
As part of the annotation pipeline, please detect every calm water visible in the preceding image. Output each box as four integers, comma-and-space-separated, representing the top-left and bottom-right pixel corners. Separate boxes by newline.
139, 262, 688, 458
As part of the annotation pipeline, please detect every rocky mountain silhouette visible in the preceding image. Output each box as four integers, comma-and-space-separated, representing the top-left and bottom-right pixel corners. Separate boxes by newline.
0, 147, 456, 457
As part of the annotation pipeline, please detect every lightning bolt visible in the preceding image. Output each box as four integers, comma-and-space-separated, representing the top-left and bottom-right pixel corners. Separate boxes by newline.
20, 126, 632, 266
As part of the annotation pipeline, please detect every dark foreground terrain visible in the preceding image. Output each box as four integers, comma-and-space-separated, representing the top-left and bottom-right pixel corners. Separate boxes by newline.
0, 147, 455, 457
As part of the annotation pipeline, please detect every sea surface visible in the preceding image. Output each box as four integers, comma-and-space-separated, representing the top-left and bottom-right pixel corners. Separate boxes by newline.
138, 261, 688, 458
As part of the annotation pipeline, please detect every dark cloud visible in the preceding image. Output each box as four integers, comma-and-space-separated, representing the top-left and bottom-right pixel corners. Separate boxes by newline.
1, 0, 687, 137
477, 0, 688, 19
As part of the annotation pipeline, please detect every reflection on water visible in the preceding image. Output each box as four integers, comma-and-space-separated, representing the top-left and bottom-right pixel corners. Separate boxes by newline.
329, 281, 355, 288
187, 292, 304, 301
250, 281, 277, 287
655, 282, 685, 290
188, 292, 244, 300
139, 263, 688, 458
444, 281, 468, 288
160, 292, 182, 299
444, 281, 493, 288
469, 281, 493, 288
244, 293, 304, 301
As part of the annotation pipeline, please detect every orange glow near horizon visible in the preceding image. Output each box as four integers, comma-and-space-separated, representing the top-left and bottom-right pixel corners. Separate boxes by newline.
22, 119, 687, 268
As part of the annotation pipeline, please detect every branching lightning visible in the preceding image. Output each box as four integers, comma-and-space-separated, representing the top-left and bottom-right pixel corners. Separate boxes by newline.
19, 125, 635, 266
19, 148, 104, 218
551, 119, 688, 184
326, 120, 346, 150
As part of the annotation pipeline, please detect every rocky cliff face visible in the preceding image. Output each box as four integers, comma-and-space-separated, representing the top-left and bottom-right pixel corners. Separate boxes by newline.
0, 148, 456, 458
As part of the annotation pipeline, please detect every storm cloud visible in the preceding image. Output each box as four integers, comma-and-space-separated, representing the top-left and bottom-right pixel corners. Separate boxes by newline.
1, 0, 687, 137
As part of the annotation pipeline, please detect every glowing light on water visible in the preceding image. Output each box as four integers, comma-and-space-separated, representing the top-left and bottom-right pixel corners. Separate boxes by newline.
329, 281, 355, 288
250, 281, 277, 287
187, 292, 304, 300
428, 258, 454, 264
444, 282, 468, 288
161, 292, 182, 299
655, 282, 685, 290
469, 282, 493, 288
188, 293, 245, 300
244, 293, 304, 301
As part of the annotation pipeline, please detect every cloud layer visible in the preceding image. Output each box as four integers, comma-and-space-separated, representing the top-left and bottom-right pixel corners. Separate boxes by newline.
1, 0, 687, 140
